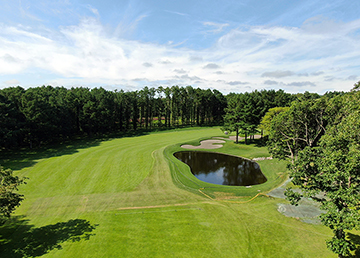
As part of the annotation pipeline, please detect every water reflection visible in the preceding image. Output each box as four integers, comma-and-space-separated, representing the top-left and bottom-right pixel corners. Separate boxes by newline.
174, 151, 267, 186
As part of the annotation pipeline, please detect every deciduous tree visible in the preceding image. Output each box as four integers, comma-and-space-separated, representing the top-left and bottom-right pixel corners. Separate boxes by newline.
283, 89, 360, 257
285, 107, 360, 257
268, 98, 328, 162
259, 106, 289, 133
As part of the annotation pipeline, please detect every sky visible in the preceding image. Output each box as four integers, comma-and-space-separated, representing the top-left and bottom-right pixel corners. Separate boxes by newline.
0, 0, 360, 94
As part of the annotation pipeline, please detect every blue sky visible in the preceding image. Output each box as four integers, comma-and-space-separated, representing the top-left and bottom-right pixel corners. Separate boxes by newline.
1, 0, 360, 93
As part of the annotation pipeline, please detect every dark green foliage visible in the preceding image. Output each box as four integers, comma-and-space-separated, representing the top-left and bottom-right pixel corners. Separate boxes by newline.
269, 86, 360, 257
222, 93, 249, 143
284, 187, 302, 205
20, 86, 74, 147
0, 85, 227, 150
267, 97, 328, 161
286, 109, 360, 256
0, 87, 27, 149
222, 89, 294, 144
0, 166, 26, 223
0, 94, 25, 149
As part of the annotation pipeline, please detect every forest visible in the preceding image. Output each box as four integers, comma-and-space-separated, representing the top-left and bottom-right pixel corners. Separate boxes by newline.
0, 85, 295, 150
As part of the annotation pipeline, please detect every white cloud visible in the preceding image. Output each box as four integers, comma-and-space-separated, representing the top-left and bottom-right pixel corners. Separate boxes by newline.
311, 71, 325, 76
347, 75, 358, 81
203, 63, 220, 69
164, 10, 189, 17
261, 71, 310, 78
287, 81, 316, 87
19, 0, 42, 22
86, 5, 100, 18
216, 17, 360, 68
297, 73, 309, 77
132, 78, 148, 82
189, 56, 203, 62
1, 54, 18, 63
2, 25, 52, 42
143, 62, 153, 67
261, 70, 295, 78
325, 76, 336, 82
227, 81, 249, 85
174, 69, 187, 74
0, 15, 360, 93
203, 22, 229, 34
114, 5, 149, 39
174, 74, 202, 81
4, 79, 20, 85
159, 59, 171, 64
264, 80, 279, 85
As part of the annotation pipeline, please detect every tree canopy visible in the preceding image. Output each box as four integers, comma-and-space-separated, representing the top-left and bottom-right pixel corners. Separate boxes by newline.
268, 87, 360, 257
223, 89, 295, 143
0, 85, 226, 150
0, 166, 26, 224
267, 97, 328, 162
259, 106, 289, 132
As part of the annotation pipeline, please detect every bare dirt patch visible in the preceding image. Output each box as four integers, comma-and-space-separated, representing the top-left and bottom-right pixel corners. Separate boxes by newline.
268, 178, 324, 224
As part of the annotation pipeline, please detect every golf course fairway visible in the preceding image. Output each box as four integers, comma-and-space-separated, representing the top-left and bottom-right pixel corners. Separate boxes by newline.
0, 127, 335, 257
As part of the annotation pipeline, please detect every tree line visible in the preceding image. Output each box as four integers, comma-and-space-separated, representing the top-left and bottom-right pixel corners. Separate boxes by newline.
0, 85, 304, 150
0, 85, 228, 149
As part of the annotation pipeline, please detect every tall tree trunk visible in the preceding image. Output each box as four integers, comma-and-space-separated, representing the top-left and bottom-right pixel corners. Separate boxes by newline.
145, 105, 148, 130
236, 128, 239, 144
336, 229, 345, 258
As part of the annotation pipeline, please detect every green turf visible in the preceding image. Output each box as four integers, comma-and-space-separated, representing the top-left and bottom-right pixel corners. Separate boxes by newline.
165, 138, 288, 198
0, 127, 337, 257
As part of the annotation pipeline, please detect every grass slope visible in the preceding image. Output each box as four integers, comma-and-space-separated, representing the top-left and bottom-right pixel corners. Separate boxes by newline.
0, 127, 335, 257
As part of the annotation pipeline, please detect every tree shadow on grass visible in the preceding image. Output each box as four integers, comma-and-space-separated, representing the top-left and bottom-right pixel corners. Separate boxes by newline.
253, 136, 268, 147
234, 137, 268, 147
0, 216, 97, 257
0, 130, 149, 171
347, 233, 360, 258
0, 139, 103, 171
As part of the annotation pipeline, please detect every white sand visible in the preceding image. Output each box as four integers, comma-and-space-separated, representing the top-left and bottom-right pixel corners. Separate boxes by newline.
181, 139, 225, 149
181, 135, 262, 150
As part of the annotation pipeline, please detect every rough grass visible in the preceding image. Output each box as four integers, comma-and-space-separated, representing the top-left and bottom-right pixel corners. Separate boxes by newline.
0, 127, 336, 257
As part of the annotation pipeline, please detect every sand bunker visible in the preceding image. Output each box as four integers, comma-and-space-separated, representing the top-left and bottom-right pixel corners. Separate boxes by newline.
181, 139, 225, 149
181, 134, 262, 150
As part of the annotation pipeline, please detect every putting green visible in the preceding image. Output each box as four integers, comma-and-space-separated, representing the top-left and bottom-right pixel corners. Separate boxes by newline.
0, 127, 335, 257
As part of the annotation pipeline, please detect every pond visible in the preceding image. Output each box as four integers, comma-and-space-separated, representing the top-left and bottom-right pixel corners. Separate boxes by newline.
174, 151, 267, 186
